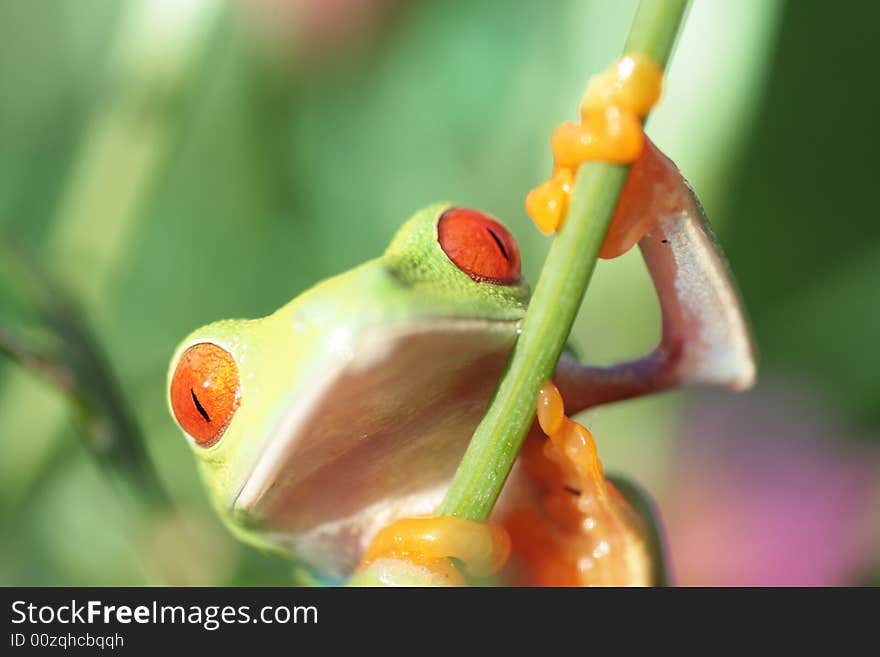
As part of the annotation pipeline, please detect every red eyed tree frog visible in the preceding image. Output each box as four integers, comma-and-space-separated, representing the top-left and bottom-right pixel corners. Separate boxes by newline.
167, 138, 755, 582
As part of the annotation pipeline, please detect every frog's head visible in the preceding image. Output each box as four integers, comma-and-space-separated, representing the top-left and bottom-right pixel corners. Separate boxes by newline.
167, 203, 529, 577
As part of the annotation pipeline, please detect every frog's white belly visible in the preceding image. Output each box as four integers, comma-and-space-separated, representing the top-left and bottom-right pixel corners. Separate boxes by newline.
232, 318, 519, 578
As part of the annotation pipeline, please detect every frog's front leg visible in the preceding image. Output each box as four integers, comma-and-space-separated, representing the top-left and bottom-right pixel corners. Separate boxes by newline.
553, 139, 756, 413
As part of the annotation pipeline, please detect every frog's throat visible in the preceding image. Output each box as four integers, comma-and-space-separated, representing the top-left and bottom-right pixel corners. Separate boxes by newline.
227, 316, 520, 576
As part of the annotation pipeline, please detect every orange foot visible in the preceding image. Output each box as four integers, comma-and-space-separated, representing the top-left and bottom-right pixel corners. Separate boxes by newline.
505, 381, 654, 586
360, 516, 511, 586
525, 52, 663, 241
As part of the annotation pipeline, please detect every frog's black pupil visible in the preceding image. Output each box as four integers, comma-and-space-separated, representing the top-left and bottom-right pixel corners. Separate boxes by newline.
486, 227, 509, 261
190, 388, 212, 423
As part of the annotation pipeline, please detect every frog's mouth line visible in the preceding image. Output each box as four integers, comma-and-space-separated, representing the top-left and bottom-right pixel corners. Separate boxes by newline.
227, 316, 520, 569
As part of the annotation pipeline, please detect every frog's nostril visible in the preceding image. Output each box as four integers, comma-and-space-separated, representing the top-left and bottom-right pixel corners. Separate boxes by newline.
170, 342, 240, 447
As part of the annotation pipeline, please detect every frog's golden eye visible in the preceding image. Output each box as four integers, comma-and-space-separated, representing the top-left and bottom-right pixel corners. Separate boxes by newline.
438, 208, 521, 285
170, 343, 240, 447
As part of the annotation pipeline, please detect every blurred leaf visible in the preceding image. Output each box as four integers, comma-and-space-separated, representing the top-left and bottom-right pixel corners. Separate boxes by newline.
719, 0, 880, 429
0, 240, 166, 504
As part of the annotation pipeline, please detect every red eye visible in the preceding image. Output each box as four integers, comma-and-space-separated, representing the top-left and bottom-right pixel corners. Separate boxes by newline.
438, 208, 521, 285
170, 343, 240, 447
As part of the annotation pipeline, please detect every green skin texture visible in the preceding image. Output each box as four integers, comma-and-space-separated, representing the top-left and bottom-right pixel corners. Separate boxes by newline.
168, 203, 530, 563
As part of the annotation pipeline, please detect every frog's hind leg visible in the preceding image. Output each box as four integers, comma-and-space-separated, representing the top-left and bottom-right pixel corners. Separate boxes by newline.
553, 140, 757, 412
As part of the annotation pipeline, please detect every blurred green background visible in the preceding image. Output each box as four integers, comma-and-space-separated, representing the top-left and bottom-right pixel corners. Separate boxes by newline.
1, 0, 877, 586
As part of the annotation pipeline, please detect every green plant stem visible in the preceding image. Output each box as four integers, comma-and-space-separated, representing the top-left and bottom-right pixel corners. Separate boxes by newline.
440, 0, 690, 521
